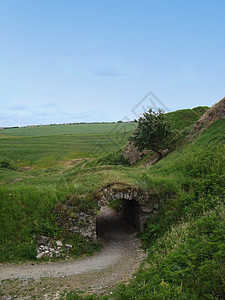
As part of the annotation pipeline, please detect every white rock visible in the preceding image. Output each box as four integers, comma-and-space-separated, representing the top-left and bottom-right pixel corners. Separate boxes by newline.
55, 251, 60, 257
65, 244, 72, 250
56, 240, 63, 247
36, 252, 46, 260
124, 193, 129, 199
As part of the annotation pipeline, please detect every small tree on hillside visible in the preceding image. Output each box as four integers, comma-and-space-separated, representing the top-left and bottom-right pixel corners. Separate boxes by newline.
129, 108, 172, 159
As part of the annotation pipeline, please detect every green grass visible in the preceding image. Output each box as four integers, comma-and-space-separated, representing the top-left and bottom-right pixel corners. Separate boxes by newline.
0, 122, 137, 137
61, 118, 225, 299
151, 120, 225, 180
166, 106, 209, 130
0, 105, 224, 299
107, 119, 225, 299
0, 122, 137, 167
0, 132, 133, 167
0, 107, 207, 137
0, 107, 207, 167
113, 204, 225, 300
0, 184, 101, 262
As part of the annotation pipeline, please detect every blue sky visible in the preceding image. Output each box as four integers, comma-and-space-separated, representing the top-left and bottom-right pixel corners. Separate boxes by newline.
0, 0, 225, 126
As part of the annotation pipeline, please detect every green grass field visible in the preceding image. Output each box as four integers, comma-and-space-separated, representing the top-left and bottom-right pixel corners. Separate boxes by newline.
0, 132, 134, 167
0, 104, 224, 299
0, 122, 137, 137
0, 107, 208, 167
0, 123, 136, 167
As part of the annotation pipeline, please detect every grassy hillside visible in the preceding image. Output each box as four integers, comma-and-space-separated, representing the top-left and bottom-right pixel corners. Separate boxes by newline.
0, 106, 214, 262
62, 115, 225, 298
0, 122, 136, 167
166, 106, 209, 130
111, 120, 225, 299
0, 122, 137, 137
0, 107, 207, 167
0, 132, 132, 167
0, 104, 224, 299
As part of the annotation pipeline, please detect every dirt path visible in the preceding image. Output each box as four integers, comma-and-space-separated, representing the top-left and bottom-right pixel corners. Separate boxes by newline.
0, 207, 146, 299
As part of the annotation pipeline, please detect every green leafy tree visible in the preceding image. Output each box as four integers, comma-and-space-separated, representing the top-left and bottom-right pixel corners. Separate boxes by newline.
130, 108, 172, 159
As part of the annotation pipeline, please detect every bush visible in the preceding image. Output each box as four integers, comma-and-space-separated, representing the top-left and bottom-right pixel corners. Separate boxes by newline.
130, 108, 172, 159
0, 157, 16, 170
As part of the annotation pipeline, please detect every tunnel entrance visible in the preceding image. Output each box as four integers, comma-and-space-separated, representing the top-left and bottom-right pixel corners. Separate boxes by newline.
96, 199, 141, 241
55, 185, 156, 241
96, 206, 137, 242
94, 184, 158, 241
121, 199, 141, 230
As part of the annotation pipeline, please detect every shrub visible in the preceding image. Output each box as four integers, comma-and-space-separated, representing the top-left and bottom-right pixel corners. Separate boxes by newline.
0, 157, 16, 170
130, 108, 172, 159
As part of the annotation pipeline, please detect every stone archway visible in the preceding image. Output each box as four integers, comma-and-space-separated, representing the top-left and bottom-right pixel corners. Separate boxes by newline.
55, 183, 159, 241
96, 183, 159, 233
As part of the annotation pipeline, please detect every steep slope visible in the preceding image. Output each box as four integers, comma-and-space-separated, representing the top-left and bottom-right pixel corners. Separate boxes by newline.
110, 102, 225, 300
0, 100, 224, 299
166, 105, 209, 130
189, 97, 225, 137
122, 105, 209, 165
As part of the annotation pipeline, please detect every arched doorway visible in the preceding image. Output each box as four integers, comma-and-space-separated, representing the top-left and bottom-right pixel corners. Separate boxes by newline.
96, 198, 141, 241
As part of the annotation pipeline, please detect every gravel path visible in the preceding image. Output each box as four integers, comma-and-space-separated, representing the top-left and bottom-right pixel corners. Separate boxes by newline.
0, 207, 146, 298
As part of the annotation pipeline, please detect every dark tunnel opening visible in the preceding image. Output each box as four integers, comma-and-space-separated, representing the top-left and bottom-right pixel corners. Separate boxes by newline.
96, 199, 141, 241
121, 199, 141, 230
